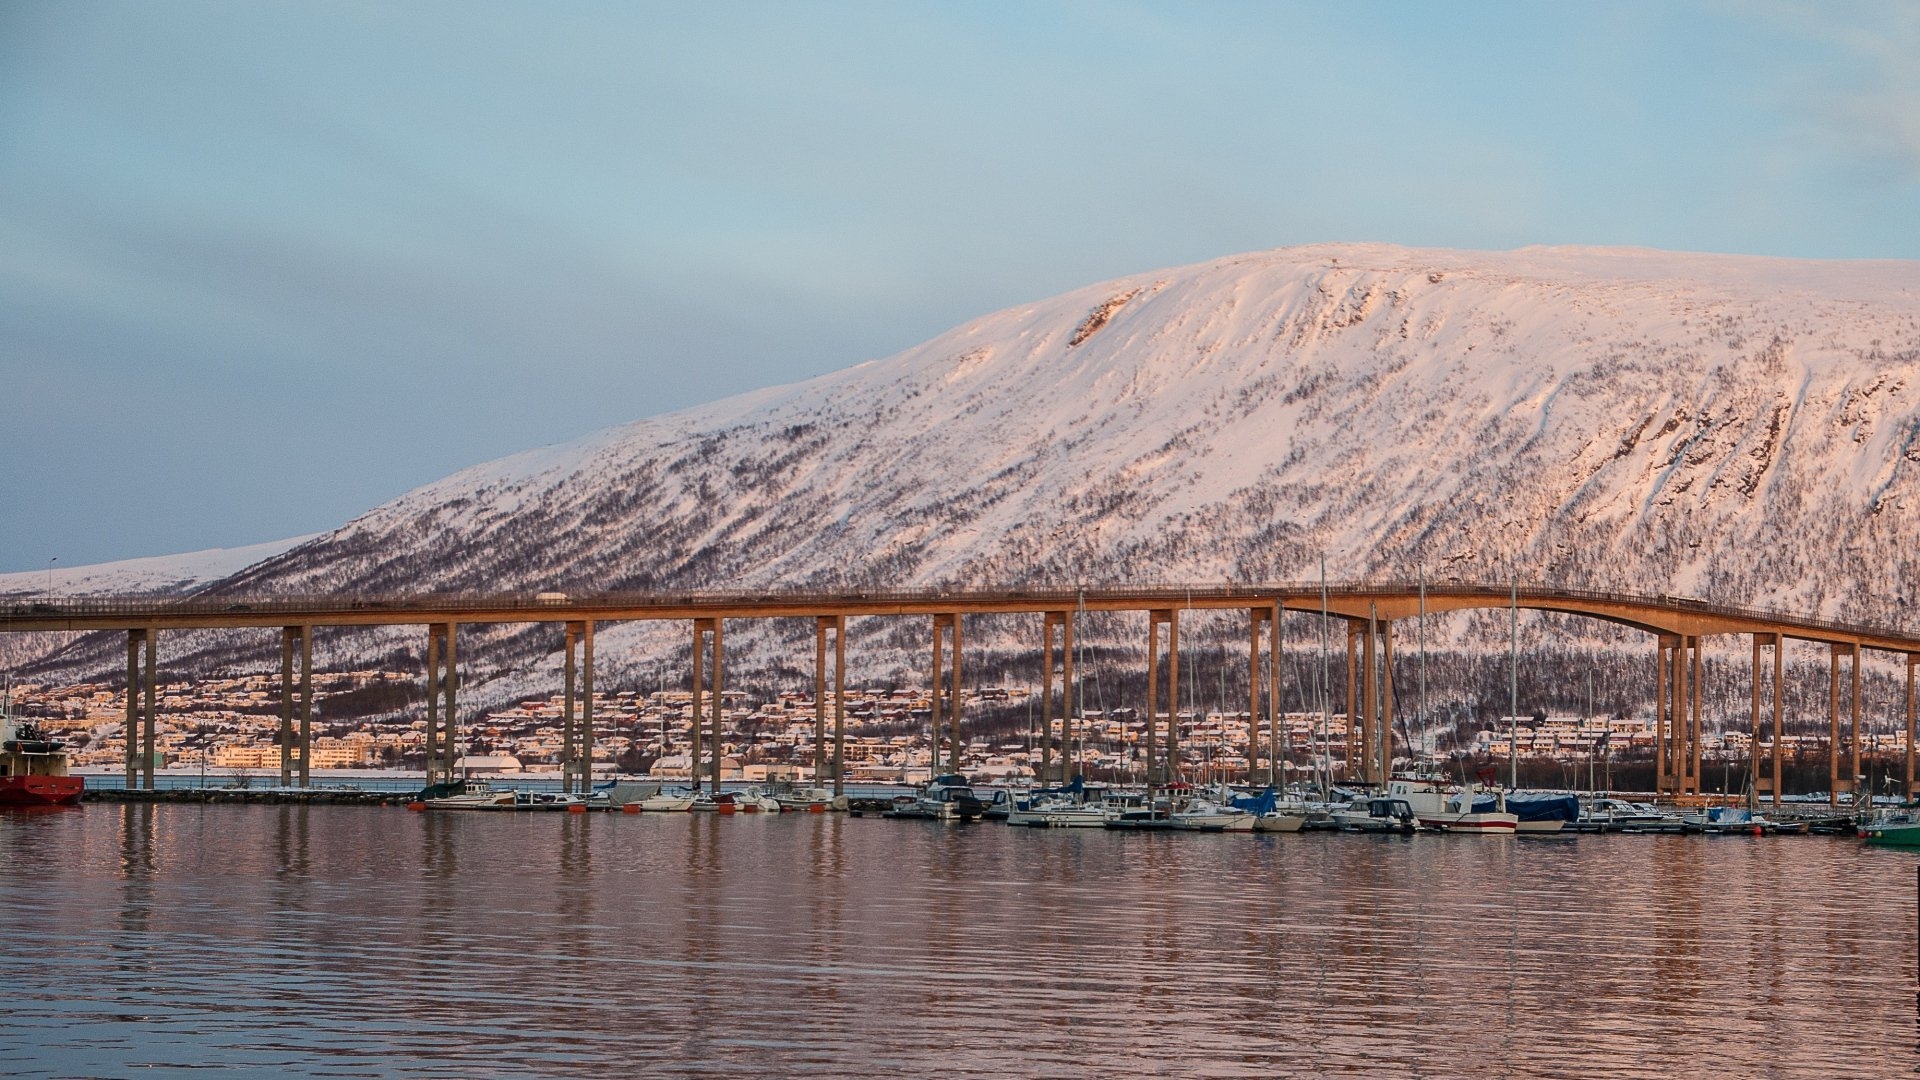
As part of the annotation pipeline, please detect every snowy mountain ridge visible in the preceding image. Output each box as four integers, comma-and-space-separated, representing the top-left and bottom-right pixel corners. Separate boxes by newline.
20, 243, 1920, 702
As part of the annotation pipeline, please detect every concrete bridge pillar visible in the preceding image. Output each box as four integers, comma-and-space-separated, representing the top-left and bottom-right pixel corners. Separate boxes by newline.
124, 628, 157, 790
1829, 643, 1860, 807
929, 614, 963, 776
1345, 623, 1360, 785
1655, 634, 1701, 799
279, 626, 312, 788
814, 615, 846, 795
1145, 609, 1180, 788
1041, 611, 1075, 784
1907, 654, 1917, 800
691, 618, 723, 791
1750, 634, 1783, 806
1248, 606, 1280, 787
561, 620, 595, 794
424, 623, 459, 786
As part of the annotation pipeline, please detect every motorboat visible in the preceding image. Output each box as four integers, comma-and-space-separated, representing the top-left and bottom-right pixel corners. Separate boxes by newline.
883, 775, 989, 821
421, 779, 508, 809
1007, 795, 1114, 828
1390, 777, 1518, 834
1684, 806, 1778, 835
1573, 797, 1682, 833
1169, 800, 1256, 832
1103, 803, 1176, 830
1861, 810, 1920, 847
773, 786, 845, 813
638, 789, 697, 812
1331, 796, 1418, 833
733, 787, 783, 813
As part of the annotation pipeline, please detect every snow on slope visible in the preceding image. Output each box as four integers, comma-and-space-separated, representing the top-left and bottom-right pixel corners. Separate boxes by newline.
231, 243, 1920, 604
26, 243, 1920, 702
0, 535, 319, 598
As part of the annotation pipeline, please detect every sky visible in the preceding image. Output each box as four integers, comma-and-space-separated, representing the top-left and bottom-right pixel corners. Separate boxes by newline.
3, 1, 1918, 573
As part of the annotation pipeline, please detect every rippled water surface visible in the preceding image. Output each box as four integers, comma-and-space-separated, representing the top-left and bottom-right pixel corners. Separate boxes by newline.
2, 804, 1915, 1078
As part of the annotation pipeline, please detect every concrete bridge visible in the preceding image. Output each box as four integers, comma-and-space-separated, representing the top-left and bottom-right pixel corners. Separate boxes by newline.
7, 582, 1917, 805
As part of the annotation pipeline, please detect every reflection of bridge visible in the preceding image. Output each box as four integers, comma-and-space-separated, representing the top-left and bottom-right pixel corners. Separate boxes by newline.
8, 582, 1917, 805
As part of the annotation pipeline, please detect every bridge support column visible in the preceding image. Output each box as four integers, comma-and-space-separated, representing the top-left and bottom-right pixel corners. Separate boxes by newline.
124, 629, 158, 790
1041, 612, 1074, 784
1655, 636, 1669, 797
1269, 602, 1284, 787
279, 628, 296, 786
561, 620, 595, 794
424, 624, 458, 786
1379, 613, 1395, 785
814, 616, 847, 794
1145, 609, 1179, 788
928, 614, 962, 776
1345, 623, 1360, 785
1906, 654, 1917, 800
1248, 607, 1272, 786
1829, 643, 1859, 807
1360, 612, 1378, 786
278, 626, 312, 788
691, 618, 723, 792
1688, 636, 1703, 797
1656, 635, 1699, 799
1751, 634, 1783, 806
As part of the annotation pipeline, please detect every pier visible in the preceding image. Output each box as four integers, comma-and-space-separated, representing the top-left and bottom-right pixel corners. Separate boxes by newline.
7, 581, 1918, 805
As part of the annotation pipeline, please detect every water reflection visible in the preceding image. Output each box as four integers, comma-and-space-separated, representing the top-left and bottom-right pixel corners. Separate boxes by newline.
0, 807, 1914, 1079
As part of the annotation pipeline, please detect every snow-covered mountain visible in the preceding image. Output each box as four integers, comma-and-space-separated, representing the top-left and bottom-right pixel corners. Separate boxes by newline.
0, 535, 316, 598
20, 243, 1920, 703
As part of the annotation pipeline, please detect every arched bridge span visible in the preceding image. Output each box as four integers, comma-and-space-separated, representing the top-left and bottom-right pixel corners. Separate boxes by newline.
4, 582, 1915, 805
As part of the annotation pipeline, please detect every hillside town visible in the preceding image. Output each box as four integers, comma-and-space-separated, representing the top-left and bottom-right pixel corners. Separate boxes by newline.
6, 669, 1900, 786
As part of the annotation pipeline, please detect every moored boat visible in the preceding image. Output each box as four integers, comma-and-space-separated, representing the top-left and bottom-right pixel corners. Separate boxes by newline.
1331, 795, 1418, 833
1392, 777, 1518, 834
1170, 799, 1256, 832
1, 685, 84, 807
420, 778, 507, 809
1573, 797, 1682, 833
1860, 812, 1920, 847
1684, 806, 1778, 835
883, 775, 990, 821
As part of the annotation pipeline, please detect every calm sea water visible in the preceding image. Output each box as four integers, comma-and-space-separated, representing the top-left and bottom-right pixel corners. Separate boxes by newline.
1, 805, 1914, 1079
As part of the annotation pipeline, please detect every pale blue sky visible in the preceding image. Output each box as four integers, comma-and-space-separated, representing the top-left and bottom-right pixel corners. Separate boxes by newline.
3, 1, 1917, 571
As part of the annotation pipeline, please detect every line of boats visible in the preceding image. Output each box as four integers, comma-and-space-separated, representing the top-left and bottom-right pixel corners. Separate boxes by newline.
874, 774, 1911, 841
411, 778, 848, 814
404, 771, 1920, 847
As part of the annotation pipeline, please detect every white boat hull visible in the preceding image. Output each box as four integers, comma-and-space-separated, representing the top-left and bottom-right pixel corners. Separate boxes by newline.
1417, 812, 1519, 833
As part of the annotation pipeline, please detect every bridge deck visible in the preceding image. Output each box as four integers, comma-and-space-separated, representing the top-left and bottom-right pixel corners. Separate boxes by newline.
6, 582, 1918, 655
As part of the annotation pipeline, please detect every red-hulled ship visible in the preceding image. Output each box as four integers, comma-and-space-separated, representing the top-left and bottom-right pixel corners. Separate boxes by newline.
1, 685, 84, 807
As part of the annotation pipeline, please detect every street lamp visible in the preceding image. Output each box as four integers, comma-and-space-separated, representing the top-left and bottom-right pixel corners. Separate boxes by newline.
46, 557, 56, 595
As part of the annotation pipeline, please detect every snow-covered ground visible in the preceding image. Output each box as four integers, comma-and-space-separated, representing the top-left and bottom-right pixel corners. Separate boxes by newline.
0, 535, 319, 597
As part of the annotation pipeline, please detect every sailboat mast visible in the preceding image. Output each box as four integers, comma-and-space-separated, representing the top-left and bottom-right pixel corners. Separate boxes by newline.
1509, 575, 1519, 790
1319, 556, 1331, 800
1418, 566, 1427, 767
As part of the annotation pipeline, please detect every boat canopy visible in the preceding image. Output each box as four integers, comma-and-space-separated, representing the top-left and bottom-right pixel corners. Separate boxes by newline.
1504, 792, 1581, 822
1229, 787, 1278, 816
